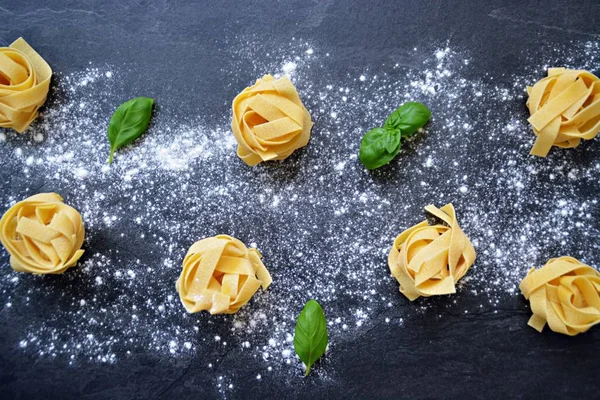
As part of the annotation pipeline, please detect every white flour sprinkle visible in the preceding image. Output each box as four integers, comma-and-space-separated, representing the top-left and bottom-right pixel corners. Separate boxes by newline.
282, 61, 297, 75
1, 37, 599, 392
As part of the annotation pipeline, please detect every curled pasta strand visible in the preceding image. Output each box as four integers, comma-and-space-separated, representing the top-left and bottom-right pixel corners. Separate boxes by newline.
0, 193, 85, 274
0, 38, 52, 133
527, 68, 600, 157
231, 74, 312, 166
176, 235, 272, 314
388, 203, 476, 301
520, 256, 600, 336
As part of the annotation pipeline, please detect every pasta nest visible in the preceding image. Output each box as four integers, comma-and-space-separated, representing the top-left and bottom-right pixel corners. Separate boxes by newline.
176, 235, 272, 314
388, 203, 476, 301
0, 38, 52, 133
520, 256, 600, 336
527, 68, 600, 157
231, 74, 312, 166
0, 193, 85, 274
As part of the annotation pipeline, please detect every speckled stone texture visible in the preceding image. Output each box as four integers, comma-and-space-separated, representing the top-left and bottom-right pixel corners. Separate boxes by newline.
1, 1, 600, 399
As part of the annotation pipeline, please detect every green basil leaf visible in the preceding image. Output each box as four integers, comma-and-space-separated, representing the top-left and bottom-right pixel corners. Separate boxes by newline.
384, 129, 401, 153
384, 101, 431, 137
107, 97, 155, 164
359, 127, 401, 170
294, 299, 328, 376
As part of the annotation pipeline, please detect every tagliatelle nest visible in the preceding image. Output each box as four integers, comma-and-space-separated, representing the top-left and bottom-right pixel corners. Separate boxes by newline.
527, 68, 600, 157
388, 203, 476, 301
520, 256, 600, 336
176, 235, 272, 314
0, 193, 85, 274
231, 74, 312, 166
0, 38, 52, 133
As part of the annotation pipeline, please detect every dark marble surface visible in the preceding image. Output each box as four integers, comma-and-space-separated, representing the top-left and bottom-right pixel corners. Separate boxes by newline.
1, 1, 600, 399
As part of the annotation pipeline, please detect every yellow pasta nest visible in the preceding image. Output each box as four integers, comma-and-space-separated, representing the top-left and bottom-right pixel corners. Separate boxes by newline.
527, 68, 600, 157
176, 235, 272, 314
231, 74, 313, 166
388, 203, 476, 301
0, 193, 85, 274
520, 256, 600, 336
0, 38, 52, 133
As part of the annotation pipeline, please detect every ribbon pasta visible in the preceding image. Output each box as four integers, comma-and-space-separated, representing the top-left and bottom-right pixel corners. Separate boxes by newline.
520, 256, 600, 336
176, 235, 272, 314
388, 203, 476, 301
231, 74, 313, 166
0, 193, 85, 274
526, 68, 600, 157
0, 38, 52, 133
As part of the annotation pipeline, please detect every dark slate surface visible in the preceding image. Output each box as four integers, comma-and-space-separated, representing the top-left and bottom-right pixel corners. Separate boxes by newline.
1, 1, 600, 399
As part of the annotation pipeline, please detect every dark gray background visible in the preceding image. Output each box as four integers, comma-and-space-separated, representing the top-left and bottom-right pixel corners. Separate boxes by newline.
1, 1, 600, 399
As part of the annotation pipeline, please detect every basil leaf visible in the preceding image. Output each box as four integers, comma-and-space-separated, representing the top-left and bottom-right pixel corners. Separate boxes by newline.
384, 101, 431, 137
107, 97, 155, 164
359, 127, 401, 170
358, 102, 432, 170
384, 129, 401, 153
294, 299, 328, 376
